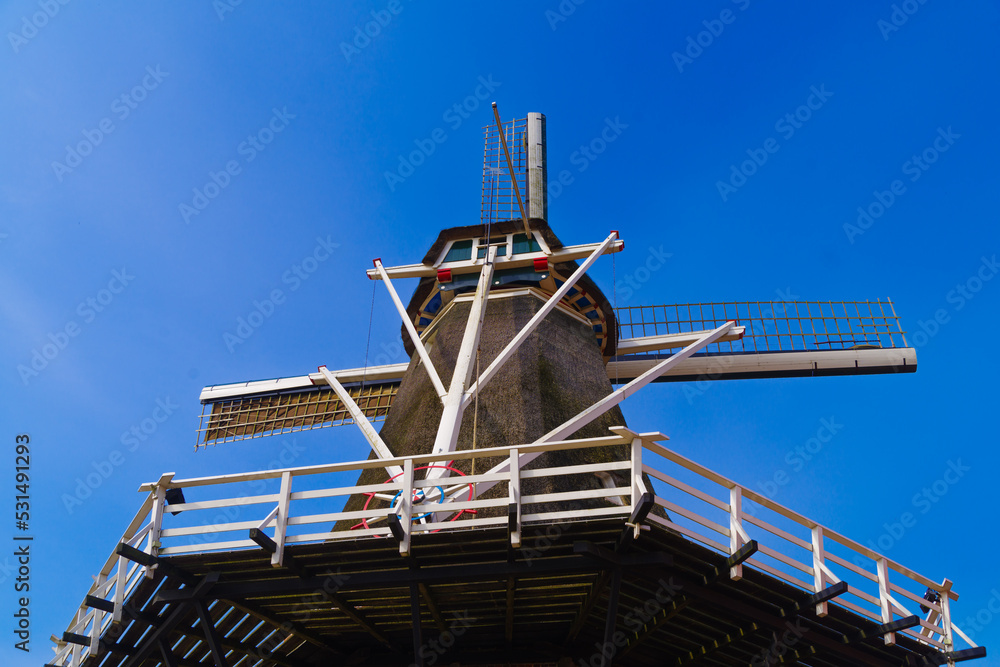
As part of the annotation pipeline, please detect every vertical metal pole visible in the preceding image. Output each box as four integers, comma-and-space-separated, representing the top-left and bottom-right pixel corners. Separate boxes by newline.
526, 112, 547, 224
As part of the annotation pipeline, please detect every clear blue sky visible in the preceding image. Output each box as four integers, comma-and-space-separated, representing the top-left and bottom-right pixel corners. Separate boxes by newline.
2, 1, 998, 664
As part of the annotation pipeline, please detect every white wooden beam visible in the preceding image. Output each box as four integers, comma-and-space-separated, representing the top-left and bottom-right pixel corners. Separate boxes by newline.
607, 346, 916, 383
461, 231, 620, 409
317, 366, 402, 477
373, 259, 447, 400
271, 471, 292, 567
447, 322, 737, 502
366, 238, 624, 280
616, 328, 745, 355
425, 248, 497, 481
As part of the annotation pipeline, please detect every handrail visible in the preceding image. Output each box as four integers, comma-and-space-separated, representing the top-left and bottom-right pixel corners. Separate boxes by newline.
51, 427, 975, 666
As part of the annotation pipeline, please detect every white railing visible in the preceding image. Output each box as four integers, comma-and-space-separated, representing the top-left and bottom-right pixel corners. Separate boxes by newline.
50, 427, 976, 666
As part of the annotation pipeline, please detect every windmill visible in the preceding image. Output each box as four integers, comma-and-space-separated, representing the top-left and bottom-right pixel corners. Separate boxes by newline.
49, 108, 984, 667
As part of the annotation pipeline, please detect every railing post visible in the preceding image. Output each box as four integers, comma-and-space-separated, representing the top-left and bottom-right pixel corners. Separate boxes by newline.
112, 553, 127, 623
145, 485, 166, 579
630, 437, 644, 515
509, 448, 521, 548
729, 487, 745, 581
939, 579, 955, 652
399, 459, 414, 556
877, 557, 896, 645
271, 471, 292, 567
90, 573, 107, 652
811, 526, 828, 617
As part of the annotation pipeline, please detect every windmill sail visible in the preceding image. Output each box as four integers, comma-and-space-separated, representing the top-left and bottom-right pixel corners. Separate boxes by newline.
198, 299, 912, 446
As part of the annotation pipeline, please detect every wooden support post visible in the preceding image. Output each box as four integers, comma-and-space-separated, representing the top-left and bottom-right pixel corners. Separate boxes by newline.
146, 475, 171, 578
112, 553, 127, 624
271, 471, 292, 567
399, 459, 414, 556
812, 526, 829, 617
509, 447, 521, 548
877, 557, 896, 646
729, 487, 745, 581
939, 579, 955, 652
90, 574, 106, 653
195, 601, 229, 667
630, 437, 644, 525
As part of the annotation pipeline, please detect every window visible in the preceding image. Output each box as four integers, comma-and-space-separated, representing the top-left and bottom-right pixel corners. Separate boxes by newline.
443, 240, 473, 263
476, 236, 508, 259
512, 233, 540, 255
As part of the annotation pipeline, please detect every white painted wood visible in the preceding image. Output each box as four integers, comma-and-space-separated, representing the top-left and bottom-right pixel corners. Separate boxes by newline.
617, 327, 745, 355
729, 486, 745, 580
367, 238, 624, 280
257, 505, 278, 530
112, 554, 127, 623
812, 526, 829, 616
654, 497, 729, 536
90, 573, 106, 652
461, 231, 620, 409
519, 460, 630, 480
509, 447, 521, 548
425, 248, 496, 482
199, 362, 408, 402
317, 365, 403, 478
399, 459, 414, 556
607, 347, 917, 383
373, 258, 447, 399
645, 469, 729, 512
271, 471, 292, 567
877, 557, 896, 645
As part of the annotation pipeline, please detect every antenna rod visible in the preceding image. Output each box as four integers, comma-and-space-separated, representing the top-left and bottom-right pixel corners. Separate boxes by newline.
492, 102, 532, 238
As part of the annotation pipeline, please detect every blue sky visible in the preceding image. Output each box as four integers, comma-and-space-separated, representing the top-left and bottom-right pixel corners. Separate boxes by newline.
2, 1, 998, 664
